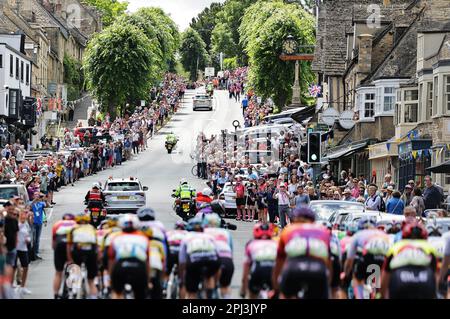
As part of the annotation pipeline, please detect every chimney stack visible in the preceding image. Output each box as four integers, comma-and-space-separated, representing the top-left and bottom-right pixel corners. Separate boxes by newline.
357, 34, 373, 76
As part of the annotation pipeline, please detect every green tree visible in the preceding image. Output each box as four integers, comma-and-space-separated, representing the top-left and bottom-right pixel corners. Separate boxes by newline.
84, 22, 157, 118
64, 54, 84, 101
82, 0, 128, 27
190, 2, 223, 52
134, 7, 180, 72
180, 28, 210, 82
240, 0, 315, 108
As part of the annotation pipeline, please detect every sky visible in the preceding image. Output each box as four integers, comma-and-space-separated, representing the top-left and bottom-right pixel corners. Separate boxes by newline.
122, 0, 226, 31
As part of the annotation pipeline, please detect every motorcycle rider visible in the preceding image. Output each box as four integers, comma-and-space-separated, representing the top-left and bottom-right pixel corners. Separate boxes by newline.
84, 183, 105, 210
165, 132, 178, 149
172, 178, 196, 218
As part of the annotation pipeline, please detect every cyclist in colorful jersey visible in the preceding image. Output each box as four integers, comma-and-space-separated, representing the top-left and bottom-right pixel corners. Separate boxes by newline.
343, 216, 390, 299
108, 214, 150, 299
319, 221, 342, 299
136, 207, 168, 299
166, 221, 189, 299
272, 207, 332, 299
240, 223, 277, 299
100, 217, 121, 296
52, 213, 77, 299
178, 217, 220, 299
439, 231, 450, 299
340, 221, 358, 299
202, 213, 234, 299
67, 212, 99, 299
426, 224, 448, 298
380, 221, 438, 299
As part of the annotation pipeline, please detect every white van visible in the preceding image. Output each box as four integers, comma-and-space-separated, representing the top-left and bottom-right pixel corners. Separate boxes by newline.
0, 184, 30, 205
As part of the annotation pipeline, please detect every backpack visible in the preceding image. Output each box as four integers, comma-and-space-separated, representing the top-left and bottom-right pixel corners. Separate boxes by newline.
378, 195, 386, 212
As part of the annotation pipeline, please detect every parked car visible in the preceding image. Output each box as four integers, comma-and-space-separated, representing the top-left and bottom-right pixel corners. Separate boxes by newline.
0, 184, 30, 205
218, 181, 249, 217
309, 200, 365, 223
329, 211, 381, 231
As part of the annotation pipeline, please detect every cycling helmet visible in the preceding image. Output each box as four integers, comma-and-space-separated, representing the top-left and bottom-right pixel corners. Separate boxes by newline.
137, 207, 156, 221
186, 217, 204, 232
291, 207, 316, 222
180, 178, 188, 185
75, 211, 91, 223
62, 213, 75, 221
357, 216, 377, 230
402, 220, 428, 240
202, 187, 213, 197
253, 223, 274, 240
175, 220, 188, 230
211, 200, 226, 216
92, 182, 100, 189
202, 213, 221, 228
106, 215, 119, 228
118, 214, 140, 232
346, 221, 359, 236
140, 224, 153, 238
390, 221, 402, 234
376, 221, 389, 232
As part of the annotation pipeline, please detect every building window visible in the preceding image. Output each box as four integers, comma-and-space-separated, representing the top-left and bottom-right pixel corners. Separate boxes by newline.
20, 61, 24, 82
364, 93, 375, 118
10, 55, 13, 76
404, 90, 418, 101
418, 83, 423, 122
427, 82, 433, 119
384, 87, 395, 111
405, 104, 418, 123
9, 89, 18, 116
445, 75, 450, 112
26, 64, 30, 85
433, 76, 438, 115
395, 103, 401, 125
15, 57, 19, 79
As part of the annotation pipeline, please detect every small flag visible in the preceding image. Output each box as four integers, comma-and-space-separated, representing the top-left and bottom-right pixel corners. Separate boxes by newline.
36, 98, 42, 116
308, 84, 322, 98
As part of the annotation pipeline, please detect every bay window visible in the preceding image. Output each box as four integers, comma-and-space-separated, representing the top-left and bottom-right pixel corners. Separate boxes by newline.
433, 76, 438, 116
445, 75, 450, 112
364, 93, 375, 118
427, 82, 433, 119
405, 104, 418, 123
384, 87, 395, 111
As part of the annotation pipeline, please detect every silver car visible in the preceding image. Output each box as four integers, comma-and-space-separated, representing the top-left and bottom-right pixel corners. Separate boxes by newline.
193, 93, 213, 111
102, 178, 148, 213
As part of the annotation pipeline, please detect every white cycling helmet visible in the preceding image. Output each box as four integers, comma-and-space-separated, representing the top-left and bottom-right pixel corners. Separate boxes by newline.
118, 214, 140, 232
92, 182, 101, 189
180, 178, 187, 185
202, 187, 213, 197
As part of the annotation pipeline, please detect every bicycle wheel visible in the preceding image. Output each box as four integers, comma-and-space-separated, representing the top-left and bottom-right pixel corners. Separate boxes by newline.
191, 165, 198, 177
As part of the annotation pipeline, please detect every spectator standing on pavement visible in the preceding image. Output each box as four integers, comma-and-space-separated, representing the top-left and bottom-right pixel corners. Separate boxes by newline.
14, 210, 32, 296
241, 96, 248, 116
386, 191, 405, 215
401, 184, 414, 206
423, 175, 443, 210
31, 192, 48, 260
274, 184, 292, 228
410, 187, 425, 217
365, 184, 383, 211
3, 202, 19, 267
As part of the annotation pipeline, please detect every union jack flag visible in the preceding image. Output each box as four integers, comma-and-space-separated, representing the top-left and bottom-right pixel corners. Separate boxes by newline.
308, 84, 322, 98
36, 98, 42, 116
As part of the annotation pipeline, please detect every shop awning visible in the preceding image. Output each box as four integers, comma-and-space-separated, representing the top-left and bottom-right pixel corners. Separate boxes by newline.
291, 106, 316, 124
426, 160, 450, 174
324, 142, 369, 161
264, 107, 305, 120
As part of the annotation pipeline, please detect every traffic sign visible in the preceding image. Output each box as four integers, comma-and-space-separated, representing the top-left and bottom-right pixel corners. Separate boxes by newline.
316, 123, 330, 132
205, 67, 215, 77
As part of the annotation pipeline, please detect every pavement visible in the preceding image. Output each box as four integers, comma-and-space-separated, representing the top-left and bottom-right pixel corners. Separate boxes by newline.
25, 89, 253, 299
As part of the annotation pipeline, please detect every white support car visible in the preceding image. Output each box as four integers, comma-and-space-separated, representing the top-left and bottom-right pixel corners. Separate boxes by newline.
102, 177, 148, 214
193, 93, 213, 111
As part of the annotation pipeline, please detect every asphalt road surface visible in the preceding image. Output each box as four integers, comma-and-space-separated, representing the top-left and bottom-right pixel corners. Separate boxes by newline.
26, 89, 253, 299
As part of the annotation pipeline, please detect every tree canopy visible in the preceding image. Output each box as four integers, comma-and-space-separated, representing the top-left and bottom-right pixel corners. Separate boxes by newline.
82, 0, 128, 27
84, 22, 157, 118
240, 0, 315, 108
180, 28, 210, 82
189, 2, 223, 52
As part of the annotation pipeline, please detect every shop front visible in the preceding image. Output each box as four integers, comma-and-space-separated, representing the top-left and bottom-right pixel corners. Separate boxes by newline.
369, 141, 399, 189
398, 139, 432, 191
